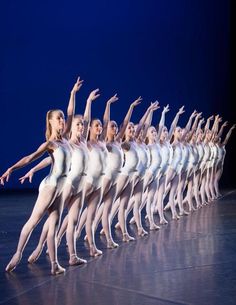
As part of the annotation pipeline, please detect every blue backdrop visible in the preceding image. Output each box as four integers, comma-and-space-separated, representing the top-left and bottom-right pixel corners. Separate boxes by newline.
0, 0, 234, 189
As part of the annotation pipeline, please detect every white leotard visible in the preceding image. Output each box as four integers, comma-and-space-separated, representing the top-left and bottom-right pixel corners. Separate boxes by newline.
196, 143, 204, 171
170, 143, 182, 174
66, 141, 89, 194
105, 142, 124, 182
148, 143, 162, 179
86, 142, 108, 189
217, 144, 226, 167
181, 143, 190, 172
201, 143, 211, 171
159, 142, 173, 176
188, 144, 199, 173
39, 139, 72, 194
121, 141, 139, 176
136, 142, 150, 179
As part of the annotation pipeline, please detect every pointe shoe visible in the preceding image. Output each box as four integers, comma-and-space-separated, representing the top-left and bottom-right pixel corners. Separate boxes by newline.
138, 227, 148, 236
179, 210, 189, 216
122, 233, 135, 242
115, 222, 121, 230
69, 254, 87, 266
28, 248, 43, 264
100, 228, 105, 235
51, 261, 66, 275
107, 240, 119, 249
89, 245, 103, 257
5, 252, 22, 272
160, 218, 168, 225
129, 217, 135, 225
149, 223, 160, 231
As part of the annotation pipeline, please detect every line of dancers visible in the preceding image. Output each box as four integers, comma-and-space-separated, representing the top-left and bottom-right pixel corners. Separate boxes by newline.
1, 77, 235, 275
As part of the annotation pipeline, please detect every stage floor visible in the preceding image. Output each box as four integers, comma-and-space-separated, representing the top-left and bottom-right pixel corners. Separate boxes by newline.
0, 189, 236, 305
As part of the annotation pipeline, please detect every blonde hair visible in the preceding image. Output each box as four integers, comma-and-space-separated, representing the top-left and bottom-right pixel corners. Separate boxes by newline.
45, 109, 62, 140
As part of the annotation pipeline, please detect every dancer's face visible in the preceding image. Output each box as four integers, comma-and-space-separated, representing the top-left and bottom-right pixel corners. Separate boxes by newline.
50, 110, 65, 132
160, 126, 168, 141
107, 120, 118, 137
174, 126, 182, 141
147, 126, 157, 141
71, 117, 84, 136
125, 122, 135, 140
90, 119, 103, 136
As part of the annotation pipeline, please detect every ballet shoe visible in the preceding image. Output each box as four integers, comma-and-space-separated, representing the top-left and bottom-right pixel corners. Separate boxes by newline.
179, 210, 189, 216
160, 218, 168, 225
5, 252, 22, 272
89, 245, 103, 257
51, 261, 66, 275
100, 228, 105, 235
172, 213, 180, 220
122, 233, 135, 242
107, 240, 119, 249
115, 222, 121, 230
164, 204, 171, 211
28, 247, 43, 264
138, 227, 148, 236
149, 223, 160, 231
69, 254, 87, 266
84, 235, 88, 242
129, 217, 135, 225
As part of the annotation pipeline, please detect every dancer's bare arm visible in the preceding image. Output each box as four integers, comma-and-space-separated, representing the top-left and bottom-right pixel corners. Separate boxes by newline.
168, 106, 185, 140
116, 97, 142, 141
19, 157, 52, 184
63, 77, 84, 138
0, 141, 54, 185
83, 89, 100, 139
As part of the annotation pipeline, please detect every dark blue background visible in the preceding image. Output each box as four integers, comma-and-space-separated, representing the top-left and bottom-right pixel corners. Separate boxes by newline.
0, 0, 234, 189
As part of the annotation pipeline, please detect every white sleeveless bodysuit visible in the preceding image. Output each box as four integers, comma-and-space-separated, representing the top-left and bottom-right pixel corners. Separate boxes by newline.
121, 141, 139, 177
66, 141, 89, 194
86, 142, 108, 189
105, 142, 124, 182
148, 143, 162, 179
39, 139, 72, 195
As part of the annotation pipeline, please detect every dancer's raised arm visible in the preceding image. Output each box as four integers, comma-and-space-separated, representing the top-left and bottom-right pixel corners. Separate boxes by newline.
83, 89, 100, 139
134, 101, 157, 139
188, 112, 202, 140
142, 101, 160, 140
196, 118, 205, 133
182, 110, 197, 140
114, 96, 142, 141
63, 77, 84, 138
157, 104, 170, 139
167, 105, 185, 140
102, 94, 119, 140
222, 124, 236, 146
217, 121, 228, 139
204, 115, 214, 132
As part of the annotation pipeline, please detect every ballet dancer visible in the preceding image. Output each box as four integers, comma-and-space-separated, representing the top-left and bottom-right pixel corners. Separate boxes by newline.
0, 77, 83, 274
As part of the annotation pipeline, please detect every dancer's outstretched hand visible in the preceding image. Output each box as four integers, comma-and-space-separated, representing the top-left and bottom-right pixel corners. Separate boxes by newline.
19, 170, 34, 184
88, 89, 100, 102
163, 104, 170, 113
131, 96, 142, 108
107, 94, 119, 104
71, 76, 84, 93
178, 106, 185, 114
0, 168, 12, 185
150, 100, 160, 111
